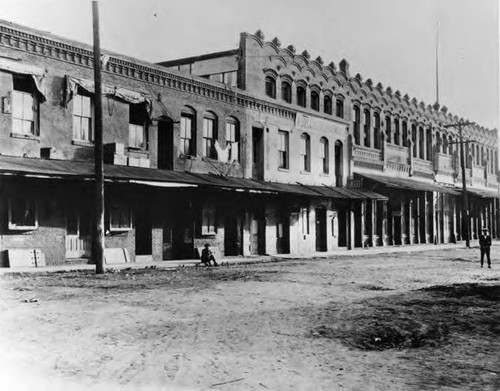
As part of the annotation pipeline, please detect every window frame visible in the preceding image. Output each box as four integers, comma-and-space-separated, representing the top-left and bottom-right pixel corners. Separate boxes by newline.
128, 103, 148, 150
202, 113, 217, 159
278, 130, 289, 170
225, 117, 240, 162
300, 133, 311, 172
265, 76, 276, 99
180, 110, 196, 157
320, 137, 329, 174
12, 75, 39, 137
310, 90, 320, 111
8, 197, 38, 231
281, 80, 292, 103
296, 86, 307, 108
201, 201, 216, 235
72, 91, 94, 142
109, 203, 132, 232
335, 98, 344, 118
323, 95, 333, 115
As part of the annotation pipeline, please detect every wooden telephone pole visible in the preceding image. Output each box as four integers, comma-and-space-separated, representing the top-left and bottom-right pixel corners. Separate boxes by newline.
92, 0, 105, 274
445, 121, 475, 248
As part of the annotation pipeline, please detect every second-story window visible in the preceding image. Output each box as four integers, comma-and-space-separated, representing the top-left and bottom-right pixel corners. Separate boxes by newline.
385, 115, 391, 144
373, 112, 381, 149
297, 86, 306, 107
320, 137, 329, 174
324, 95, 332, 115
73, 92, 93, 142
278, 130, 289, 169
202, 112, 217, 159
394, 118, 400, 146
281, 81, 292, 103
310, 90, 320, 111
129, 104, 148, 150
265, 76, 276, 98
12, 75, 39, 136
402, 121, 408, 147
353, 106, 360, 145
180, 107, 196, 156
336, 98, 344, 118
300, 133, 311, 172
412, 124, 417, 157
225, 117, 240, 162
363, 109, 371, 147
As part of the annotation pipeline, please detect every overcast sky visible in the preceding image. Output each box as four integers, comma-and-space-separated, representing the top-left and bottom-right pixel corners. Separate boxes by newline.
1, 0, 498, 130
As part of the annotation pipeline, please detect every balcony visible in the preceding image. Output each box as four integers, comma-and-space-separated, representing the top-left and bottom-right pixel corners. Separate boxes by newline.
412, 158, 434, 176
353, 144, 382, 161
386, 143, 410, 165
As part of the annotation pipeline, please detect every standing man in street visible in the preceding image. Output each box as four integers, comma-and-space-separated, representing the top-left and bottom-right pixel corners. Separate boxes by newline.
479, 227, 492, 268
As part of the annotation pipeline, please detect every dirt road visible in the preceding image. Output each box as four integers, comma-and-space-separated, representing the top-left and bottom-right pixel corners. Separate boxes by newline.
0, 246, 499, 391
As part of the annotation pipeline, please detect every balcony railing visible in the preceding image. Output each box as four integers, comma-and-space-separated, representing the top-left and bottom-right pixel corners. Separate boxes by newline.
386, 143, 410, 165
352, 145, 382, 161
413, 158, 434, 175
436, 153, 454, 171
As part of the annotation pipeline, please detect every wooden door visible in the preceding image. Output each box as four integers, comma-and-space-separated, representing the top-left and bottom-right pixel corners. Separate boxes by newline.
66, 211, 91, 258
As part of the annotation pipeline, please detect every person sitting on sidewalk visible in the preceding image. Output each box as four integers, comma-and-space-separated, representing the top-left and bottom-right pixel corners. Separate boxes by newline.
479, 227, 492, 268
201, 243, 219, 266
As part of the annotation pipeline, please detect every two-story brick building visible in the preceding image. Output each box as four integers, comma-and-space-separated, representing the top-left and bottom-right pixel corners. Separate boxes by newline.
161, 29, 499, 251
0, 22, 497, 267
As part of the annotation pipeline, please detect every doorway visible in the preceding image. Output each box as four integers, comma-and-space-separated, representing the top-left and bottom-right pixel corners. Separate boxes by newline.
252, 127, 264, 180
66, 210, 91, 259
250, 209, 265, 255
315, 207, 327, 252
158, 119, 174, 170
135, 208, 152, 256
277, 212, 290, 254
225, 213, 243, 256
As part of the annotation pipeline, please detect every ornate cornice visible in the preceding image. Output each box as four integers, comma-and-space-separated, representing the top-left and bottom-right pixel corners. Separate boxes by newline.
0, 21, 296, 121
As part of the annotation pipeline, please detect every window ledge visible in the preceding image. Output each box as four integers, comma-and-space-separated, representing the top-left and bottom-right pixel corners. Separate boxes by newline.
319, 172, 330, 177
8, 224, 38, 231
127, 147, 150, 154
180, 154, 197, 160
300, 170, 311, 175
72, 139, 94, 147
278, 167, 289, 172
10, 133, 40, 142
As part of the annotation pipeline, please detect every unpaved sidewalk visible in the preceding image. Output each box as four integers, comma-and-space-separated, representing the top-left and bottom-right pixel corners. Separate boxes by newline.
0, 245, 499, 391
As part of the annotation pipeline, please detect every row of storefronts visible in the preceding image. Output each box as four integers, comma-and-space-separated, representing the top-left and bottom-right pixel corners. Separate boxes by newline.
0, 21, 497, 267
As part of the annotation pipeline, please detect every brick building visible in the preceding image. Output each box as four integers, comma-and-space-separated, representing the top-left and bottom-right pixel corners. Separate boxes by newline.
0, 21, 497, 267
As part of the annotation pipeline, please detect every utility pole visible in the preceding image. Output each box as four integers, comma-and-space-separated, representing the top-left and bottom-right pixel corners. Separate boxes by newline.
92, 0, 105, 274
446, 121, 475, 248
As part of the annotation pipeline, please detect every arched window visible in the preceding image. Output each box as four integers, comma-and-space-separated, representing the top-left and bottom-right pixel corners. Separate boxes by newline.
476, 145, 480, 165
385, 115, 392, 143
426, 127, 432, 160
225, 117, 240, 162
411, 124, 417, 158
442, 134, 448, 154
334, 140, 343, 187
394, 118, 400, 146
300, 133, 311, 172
265, 76, 276, 98
436, 132, 441, 153
335, 99, 344, 118
353, 106, 360, 145
281, 80, 292, 103
363, 109, 371, 147
297, 86, 306, 107
418, 126, 424, 159
402, 121, 408, 147
320, 137, 329, 174
373, 112, 381, 150
448, 136, 453, 155
323, 95, 332, 115
202, 111, 218, 159
310, 90, 320, 111
180, 106, 196, 156
481, 146, 485, 165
